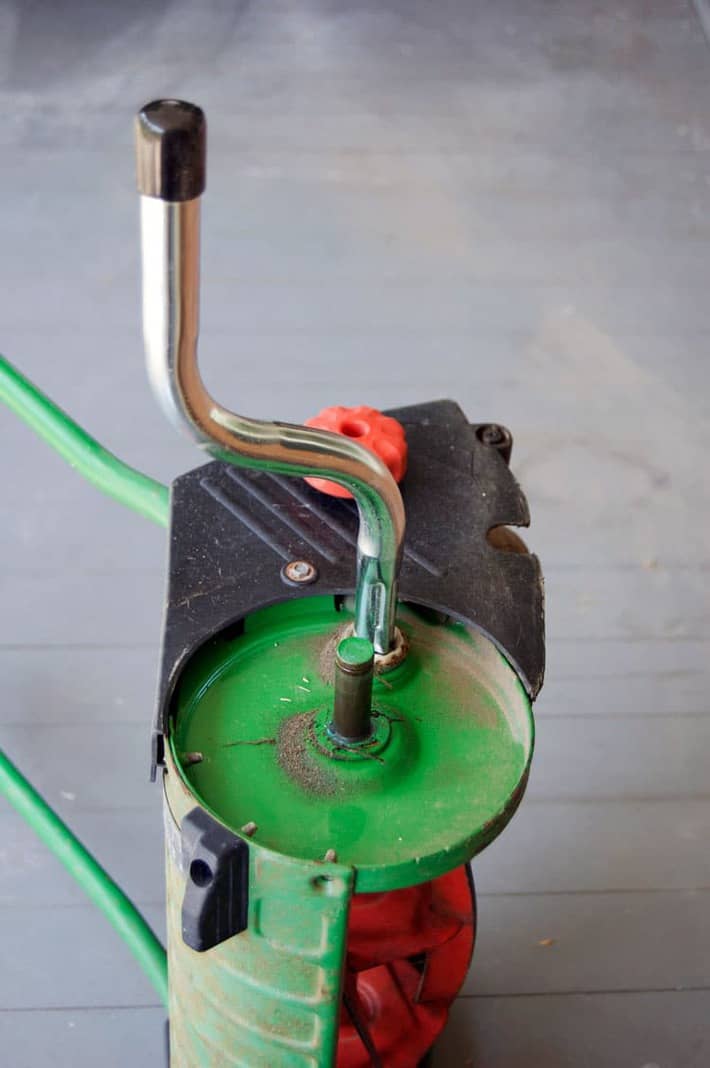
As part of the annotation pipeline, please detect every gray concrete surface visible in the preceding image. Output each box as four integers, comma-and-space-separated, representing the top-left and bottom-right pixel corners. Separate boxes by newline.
1, 1, 709, 1065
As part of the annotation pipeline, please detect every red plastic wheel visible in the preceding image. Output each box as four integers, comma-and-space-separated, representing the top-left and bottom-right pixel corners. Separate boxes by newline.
336, 867, 476, 1067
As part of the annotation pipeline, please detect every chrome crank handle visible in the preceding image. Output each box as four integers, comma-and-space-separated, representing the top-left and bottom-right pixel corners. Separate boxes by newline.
135, 100, 404, 652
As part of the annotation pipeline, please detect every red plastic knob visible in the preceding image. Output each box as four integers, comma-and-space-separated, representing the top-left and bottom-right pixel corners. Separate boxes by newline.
304, 405, 408, 499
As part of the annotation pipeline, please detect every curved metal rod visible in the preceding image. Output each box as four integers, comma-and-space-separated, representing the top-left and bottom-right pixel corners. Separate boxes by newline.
136, 101, 404, 652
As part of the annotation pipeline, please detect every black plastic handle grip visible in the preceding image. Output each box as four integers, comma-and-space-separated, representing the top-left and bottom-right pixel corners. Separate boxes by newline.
135, 99, 206, 202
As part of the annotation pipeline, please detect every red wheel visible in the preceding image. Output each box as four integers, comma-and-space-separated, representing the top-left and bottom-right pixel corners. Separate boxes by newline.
337, 866, 476, 1067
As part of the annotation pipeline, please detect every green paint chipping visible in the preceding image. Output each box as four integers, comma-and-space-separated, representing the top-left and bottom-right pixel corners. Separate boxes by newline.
170, 597, 534, 893
164, 747, 354, 1067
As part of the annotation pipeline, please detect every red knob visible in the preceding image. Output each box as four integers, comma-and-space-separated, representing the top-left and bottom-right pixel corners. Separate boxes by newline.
304, 405, 408, 499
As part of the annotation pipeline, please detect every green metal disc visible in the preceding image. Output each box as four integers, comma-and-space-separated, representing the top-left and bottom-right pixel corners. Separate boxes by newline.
169, 597, 533, 893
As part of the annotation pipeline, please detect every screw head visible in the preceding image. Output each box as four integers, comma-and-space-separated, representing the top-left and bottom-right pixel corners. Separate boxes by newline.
282, 559, 318, 585
475, 423, 513, 464
477, 423, 506, 446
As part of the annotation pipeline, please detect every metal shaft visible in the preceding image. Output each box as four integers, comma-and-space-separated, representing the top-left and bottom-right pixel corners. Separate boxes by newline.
135, 100, 404, 653
332, 637, 375, 742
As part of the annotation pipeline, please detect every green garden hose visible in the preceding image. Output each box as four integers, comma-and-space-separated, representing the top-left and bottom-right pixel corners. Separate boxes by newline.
0, 749, 168, 1005
0, 351, 170, 1003
0, 354, 169, 526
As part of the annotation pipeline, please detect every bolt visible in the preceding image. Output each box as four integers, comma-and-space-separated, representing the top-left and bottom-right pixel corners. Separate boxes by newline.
324, 849, 338, 863
241, 821, 258, 837
475, 423, 513, 464
281, 559, 318, 585
479, 423, 505, 445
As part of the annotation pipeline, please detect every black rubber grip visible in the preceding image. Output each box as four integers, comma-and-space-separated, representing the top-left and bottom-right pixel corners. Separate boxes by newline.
135, 99, 206, 201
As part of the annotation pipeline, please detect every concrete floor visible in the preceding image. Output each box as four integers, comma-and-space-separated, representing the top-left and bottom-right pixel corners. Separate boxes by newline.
1, 1, 709, 1065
